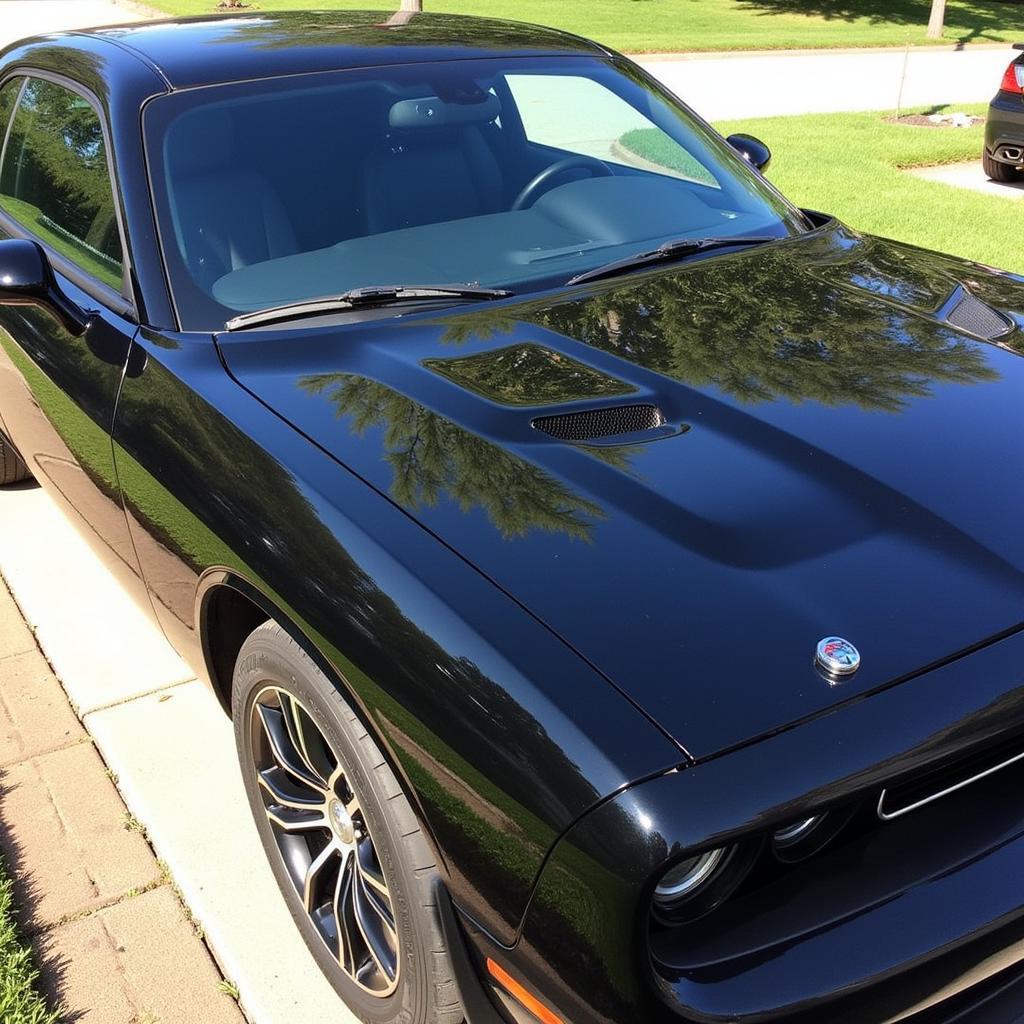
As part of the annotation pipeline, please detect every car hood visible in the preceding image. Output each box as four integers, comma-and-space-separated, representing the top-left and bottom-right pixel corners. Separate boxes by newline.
217, 223, 1024, 759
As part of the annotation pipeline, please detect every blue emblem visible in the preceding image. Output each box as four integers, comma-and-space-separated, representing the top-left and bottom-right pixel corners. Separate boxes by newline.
815, 636, 860, 680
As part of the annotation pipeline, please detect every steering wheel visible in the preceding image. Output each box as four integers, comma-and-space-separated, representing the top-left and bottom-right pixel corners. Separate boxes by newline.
511, 155, 614, 211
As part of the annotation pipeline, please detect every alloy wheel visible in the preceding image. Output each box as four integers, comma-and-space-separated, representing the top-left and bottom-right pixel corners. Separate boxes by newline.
249, 685, 400, 996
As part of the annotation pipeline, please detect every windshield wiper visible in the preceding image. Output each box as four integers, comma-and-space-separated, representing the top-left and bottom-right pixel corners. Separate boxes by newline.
224, 284, 513, 332
566, 235, 778, 287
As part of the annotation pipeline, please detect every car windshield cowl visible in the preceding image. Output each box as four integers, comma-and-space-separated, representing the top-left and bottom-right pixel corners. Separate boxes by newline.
223, 284, 514, 332
566, 234, 781, 286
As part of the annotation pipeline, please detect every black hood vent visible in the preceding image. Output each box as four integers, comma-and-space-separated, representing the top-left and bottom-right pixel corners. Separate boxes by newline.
533, 404, 665, 441
944, 289, 1014, 341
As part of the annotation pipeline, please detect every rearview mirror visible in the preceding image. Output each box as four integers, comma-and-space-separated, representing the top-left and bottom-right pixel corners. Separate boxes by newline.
0, 238, 89, 335
726, 133, 772, 173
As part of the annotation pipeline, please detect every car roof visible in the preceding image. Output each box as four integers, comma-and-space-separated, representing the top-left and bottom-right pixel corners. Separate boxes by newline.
75, 10, 612, 90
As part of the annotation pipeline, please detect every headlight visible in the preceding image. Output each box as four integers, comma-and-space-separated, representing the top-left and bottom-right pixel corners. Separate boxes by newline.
652, 842, 759, 924
772, 814, 825, 847
770, 807, 853, 863
654, 848, 728, 902
652, 803, 860, 929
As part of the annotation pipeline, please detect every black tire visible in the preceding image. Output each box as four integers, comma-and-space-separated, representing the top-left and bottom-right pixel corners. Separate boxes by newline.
0, 434, 31, 486
232, 621, 462, 1024
983, 149, 1023, 183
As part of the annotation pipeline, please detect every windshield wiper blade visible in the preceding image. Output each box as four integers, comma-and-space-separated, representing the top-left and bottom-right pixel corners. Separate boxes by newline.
224, 284, 513, 332
566, 235, 778, 287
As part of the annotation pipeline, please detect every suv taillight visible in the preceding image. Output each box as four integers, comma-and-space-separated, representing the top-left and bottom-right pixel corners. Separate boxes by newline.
1000, 61, 1024, 94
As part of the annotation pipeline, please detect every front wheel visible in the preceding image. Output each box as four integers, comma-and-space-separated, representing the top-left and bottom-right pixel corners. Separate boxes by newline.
231, 622, 462, 1024
983, 149, 1023, 183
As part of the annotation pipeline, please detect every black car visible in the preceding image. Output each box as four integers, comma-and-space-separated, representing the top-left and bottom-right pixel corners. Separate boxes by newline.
2, 12, 1024, 1024
984, 42, 1024, 181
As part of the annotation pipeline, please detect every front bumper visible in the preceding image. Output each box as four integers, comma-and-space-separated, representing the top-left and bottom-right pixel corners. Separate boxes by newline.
469, 627, 1024, 1024
986, 90, 1024, 165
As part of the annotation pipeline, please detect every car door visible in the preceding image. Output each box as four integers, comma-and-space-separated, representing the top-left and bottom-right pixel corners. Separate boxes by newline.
0, 72, 147, 597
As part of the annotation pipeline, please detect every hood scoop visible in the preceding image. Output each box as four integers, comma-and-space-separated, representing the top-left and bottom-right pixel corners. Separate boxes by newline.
532, 403, 668, 443
943, 288, 1014, 341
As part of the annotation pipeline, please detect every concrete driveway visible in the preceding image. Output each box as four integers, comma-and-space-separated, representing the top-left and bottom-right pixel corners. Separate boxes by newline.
908, 159, 1024, 198
640, 45, 1018, 120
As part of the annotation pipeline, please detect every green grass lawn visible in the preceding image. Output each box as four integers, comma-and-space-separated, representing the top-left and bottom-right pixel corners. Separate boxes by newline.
140, 0, 1024, 52
623, 103, 1022, 275
0, 864, 59, 1024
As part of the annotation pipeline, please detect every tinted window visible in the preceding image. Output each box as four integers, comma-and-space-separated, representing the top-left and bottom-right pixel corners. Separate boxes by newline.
146, 57, 805, 330
0, 77, 23, 150
505, 73, 718, 187
0, 78, 123, 290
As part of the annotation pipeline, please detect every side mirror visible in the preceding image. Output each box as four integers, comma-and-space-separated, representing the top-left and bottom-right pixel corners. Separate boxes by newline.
726, 133, 772, 173
0, 238, 89, 335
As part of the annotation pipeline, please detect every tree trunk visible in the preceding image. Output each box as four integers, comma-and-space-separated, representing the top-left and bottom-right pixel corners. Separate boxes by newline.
926, 0, 946, 40
383, 0, 420, 26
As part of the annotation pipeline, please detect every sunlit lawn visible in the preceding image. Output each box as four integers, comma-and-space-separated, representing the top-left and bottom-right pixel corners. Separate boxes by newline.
708, 104, 1023, 275
627, 103, 1022, 272
138, 0, 1024, 52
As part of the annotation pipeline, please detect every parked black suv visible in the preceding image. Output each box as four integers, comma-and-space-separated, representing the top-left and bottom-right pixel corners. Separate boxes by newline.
984, 43, 1024, 182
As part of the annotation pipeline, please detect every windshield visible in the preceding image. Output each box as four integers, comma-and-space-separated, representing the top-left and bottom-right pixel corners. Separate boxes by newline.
144, 55, 806, 331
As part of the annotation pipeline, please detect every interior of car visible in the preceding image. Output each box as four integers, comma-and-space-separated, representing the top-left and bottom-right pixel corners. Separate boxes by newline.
151, 58, 796, 324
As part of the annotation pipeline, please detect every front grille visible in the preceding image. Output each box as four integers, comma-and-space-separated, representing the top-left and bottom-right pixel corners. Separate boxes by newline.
945, 291, 1014, 340
532, 404, 665, 441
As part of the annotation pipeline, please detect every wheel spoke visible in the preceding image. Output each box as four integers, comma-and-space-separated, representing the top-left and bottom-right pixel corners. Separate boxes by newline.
258, 767, 324, 810
355, 839, 391, 901
281, 693, 332, 788
327, 764, 348, 798
265, 804, 328, 834
333, 849, 356, 974
352, 857, 397, 982
303, 842, 338, 913
256, 703, 324, 791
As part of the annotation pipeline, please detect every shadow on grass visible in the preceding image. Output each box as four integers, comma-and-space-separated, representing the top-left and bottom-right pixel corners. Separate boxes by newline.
735, 0, 1022, 45
0, 773, 79, 1022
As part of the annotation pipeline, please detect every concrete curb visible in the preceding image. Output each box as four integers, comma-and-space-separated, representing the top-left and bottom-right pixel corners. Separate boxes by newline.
630, 41, 1019, 61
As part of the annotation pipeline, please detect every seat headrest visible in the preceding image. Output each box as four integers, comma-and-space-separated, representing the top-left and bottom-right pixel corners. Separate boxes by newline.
388, 94, 500, 130
166, 107, 235, 177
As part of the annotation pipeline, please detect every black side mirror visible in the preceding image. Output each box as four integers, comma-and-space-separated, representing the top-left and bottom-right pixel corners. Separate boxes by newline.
0, 238, 89, 335
726, 133, 772, 173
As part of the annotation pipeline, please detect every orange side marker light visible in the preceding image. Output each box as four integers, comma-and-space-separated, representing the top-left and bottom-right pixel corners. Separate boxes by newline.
486, 957, 564, 1024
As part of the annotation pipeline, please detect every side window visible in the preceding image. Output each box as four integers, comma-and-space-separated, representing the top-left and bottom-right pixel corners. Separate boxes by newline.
0, 77, 24, 149
0, 78, 123, 291
504, 73, 718, 188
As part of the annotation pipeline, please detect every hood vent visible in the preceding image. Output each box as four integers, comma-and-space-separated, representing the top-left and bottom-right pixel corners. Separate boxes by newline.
944, 289, 1014, 341
533, 403, 665, 441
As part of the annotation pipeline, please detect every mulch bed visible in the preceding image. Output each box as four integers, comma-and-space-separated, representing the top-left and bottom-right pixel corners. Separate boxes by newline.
886, 114, 986, 127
